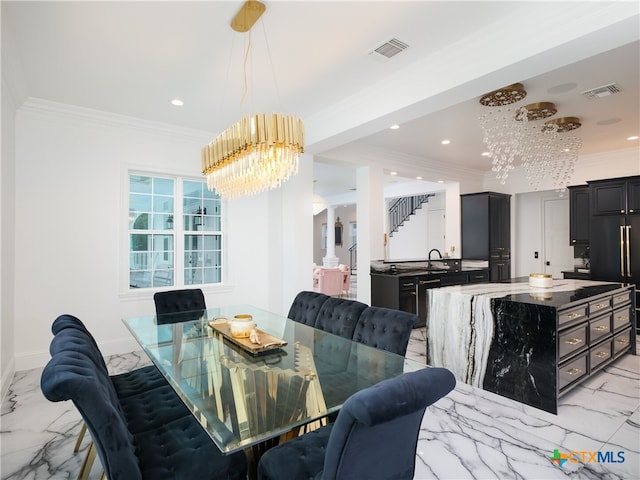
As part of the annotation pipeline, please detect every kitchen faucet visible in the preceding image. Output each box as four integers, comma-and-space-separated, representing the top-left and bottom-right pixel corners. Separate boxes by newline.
428, 248, 442, 269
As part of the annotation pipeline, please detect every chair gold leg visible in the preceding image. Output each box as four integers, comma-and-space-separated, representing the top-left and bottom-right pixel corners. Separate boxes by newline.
77, 442, 97, 480
100, 470, 106, 480
73, 422, 87, 453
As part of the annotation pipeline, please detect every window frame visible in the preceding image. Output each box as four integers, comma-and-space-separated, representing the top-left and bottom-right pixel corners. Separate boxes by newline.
121, 167, 228, 297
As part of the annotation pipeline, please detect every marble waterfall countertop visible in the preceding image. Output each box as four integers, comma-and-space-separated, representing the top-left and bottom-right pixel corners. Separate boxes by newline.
430, 277, 625, 308
426, 278, 631, 414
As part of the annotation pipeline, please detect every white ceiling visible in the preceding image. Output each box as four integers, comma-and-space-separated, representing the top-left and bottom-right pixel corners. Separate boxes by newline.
4, 1, 639, 199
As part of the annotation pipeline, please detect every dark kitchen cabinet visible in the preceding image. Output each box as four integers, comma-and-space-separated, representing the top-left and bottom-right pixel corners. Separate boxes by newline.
588, 175, 640, 331
371, 270, 487, 328
569, 185, 590, 245
461, 192, 511, 281
591, 176, 640, 215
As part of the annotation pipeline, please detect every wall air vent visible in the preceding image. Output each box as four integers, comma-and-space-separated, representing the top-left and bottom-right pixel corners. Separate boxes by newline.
369, 38, 409, 61
581, 83, 621, 99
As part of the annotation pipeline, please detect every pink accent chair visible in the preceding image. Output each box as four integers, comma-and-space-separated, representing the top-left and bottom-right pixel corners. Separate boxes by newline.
339, 264, 351, 297
313, 268, 344, 296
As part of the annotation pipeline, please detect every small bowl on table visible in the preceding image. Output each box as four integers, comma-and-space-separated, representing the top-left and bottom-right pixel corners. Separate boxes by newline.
229, 314, 256, 338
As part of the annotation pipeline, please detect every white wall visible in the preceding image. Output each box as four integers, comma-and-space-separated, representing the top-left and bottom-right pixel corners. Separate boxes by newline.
12, 100, 311, 371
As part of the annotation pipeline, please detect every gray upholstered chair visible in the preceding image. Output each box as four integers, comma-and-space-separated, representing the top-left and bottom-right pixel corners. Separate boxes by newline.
257, 367, 456, 480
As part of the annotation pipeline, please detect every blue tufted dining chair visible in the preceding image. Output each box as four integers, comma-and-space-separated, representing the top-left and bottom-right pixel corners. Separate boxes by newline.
257, 367, 456, 480
352, 306, 417, 356
41, 343, 247, 480
287, 290, 331, 326
50, 314, 168, 461
153, 288, 206, 324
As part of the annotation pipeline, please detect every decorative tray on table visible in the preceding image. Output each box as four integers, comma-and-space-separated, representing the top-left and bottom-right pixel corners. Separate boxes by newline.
208, 320, 287, 355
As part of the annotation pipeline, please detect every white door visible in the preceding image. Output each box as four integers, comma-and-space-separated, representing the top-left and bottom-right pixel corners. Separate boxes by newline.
543, 198, 574, 278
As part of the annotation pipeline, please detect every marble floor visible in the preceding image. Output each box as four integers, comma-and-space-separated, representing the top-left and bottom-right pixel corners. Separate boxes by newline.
1, 330, 638, 480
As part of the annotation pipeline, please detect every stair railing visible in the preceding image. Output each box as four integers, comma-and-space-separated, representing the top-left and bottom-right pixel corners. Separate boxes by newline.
388, 194, 434, 236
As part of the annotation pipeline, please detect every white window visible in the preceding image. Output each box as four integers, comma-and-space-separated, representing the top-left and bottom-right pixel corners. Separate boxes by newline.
128, 174, 222, 289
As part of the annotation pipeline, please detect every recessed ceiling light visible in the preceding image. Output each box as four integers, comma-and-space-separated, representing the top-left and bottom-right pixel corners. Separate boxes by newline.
416, 176, 423, 180
441, 139, 451, 145
390, 124, 400, 130
170, 99, 184, 106
627, 135, 639, 141
437, 180, 444, 184
389, 171, 398, 176
481, 151, 491, 157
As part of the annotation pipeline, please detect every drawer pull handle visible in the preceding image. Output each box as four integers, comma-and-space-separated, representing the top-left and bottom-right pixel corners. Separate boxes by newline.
419, 279, 441, 285
615, 315, 628, 321
616, 338, 629, 346
592, 303, 607, 309
593, 325, 608, 332
567, 367, 583, 376
594, 351, 609, 359
566, 312, 582, 320
565, 338, 583, 346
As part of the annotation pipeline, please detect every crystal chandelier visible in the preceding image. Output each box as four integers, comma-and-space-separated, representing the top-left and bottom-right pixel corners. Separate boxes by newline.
201, 1, 305, 199
479, 84, 581, 192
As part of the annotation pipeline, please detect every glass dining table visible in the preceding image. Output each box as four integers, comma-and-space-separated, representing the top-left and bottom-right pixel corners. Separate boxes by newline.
123, 304, 426, 456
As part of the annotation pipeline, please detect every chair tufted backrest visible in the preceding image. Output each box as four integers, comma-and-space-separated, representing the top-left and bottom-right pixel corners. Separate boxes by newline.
51, 314, 107, 369
41, 348, 142, 480
352, 306, 417, 356
49, 327, 109, 376
154, 289, 206, 324
314, 297, 368, 338
287, 291, 330, 326
322, 367, 456, 480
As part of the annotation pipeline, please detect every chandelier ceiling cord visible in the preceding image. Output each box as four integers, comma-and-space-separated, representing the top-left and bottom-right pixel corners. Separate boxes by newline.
201, 0, 305, 199
479, 83, 581, 193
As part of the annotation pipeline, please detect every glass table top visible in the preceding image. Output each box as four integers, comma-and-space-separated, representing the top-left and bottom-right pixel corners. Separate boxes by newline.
123, 304, 425, 453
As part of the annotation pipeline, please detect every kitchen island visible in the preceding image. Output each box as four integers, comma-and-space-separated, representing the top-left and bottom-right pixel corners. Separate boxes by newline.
426, 278, 636, 414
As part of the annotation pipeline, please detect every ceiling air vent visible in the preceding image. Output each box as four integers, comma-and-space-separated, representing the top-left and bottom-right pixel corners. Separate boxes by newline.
581, 82, 621, 99
369, 38, 409, 61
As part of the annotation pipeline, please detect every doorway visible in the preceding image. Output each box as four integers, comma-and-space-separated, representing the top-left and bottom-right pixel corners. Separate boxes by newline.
543, 197, 574, 278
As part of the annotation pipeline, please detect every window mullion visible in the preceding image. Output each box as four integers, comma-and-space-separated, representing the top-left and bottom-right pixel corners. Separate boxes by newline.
175, 178, 184, 286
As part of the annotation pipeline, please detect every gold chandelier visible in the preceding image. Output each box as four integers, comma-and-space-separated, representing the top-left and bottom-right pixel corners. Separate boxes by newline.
201, 1, 305, 199
479, 83, 581, 192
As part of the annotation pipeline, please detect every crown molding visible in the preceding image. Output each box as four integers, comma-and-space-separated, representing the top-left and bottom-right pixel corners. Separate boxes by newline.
18, 97, 212, 143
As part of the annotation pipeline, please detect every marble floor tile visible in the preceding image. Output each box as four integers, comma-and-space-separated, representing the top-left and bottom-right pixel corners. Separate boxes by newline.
1, 337, 638, 480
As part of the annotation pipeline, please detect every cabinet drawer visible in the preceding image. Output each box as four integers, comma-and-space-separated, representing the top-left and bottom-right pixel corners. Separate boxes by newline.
590, 339, 612, 371
559, 323, 588, 360
559, 353, 588, 391
613, 328, 632, 356
558, 305, 588, 327
468, 270, 489, 283
612, 290, 632, 307
589, 314, 612, 344
612, 307, 631, 331
400, 280, 417, 290
589, 298, 611, 316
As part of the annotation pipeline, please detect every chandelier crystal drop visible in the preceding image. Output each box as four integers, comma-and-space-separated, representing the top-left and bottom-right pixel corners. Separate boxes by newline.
479, 84, 582, 192
201, 113, 304, 199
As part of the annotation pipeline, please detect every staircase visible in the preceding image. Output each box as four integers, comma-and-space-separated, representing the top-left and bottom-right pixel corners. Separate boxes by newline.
388, 194, 434, 237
